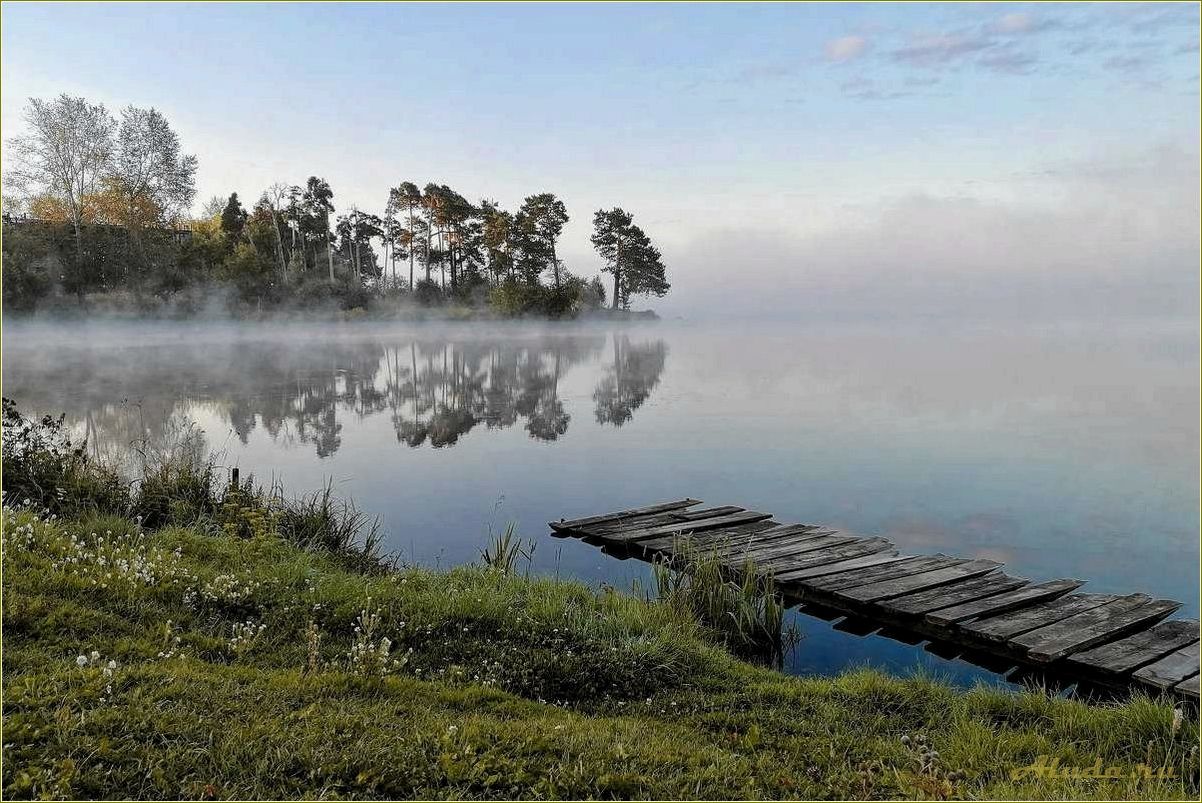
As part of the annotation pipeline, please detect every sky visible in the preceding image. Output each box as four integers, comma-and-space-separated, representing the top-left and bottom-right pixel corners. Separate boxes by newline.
2, 2, 1199, 320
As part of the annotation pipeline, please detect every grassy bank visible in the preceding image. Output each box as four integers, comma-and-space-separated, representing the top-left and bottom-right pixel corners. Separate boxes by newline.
4, 510, 1199, 800
1, 407, 1198, 800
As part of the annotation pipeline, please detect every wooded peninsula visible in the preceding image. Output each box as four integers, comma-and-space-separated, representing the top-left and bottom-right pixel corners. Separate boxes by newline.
3, 94, 670, 318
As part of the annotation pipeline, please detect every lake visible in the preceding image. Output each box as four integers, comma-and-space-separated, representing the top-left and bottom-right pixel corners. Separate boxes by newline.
3, 318, 1198, 688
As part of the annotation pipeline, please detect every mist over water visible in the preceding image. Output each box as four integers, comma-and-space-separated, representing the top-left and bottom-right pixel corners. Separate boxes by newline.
3, 317, 1197, 685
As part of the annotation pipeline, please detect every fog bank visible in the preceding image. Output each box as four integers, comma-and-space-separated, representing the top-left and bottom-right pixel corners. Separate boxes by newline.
658, 144, 1200, 323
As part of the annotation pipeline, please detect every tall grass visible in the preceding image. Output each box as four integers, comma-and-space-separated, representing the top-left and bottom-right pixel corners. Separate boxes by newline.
480, 521, 536, 576
270, 480, 385, 572
2, 400, 384, 570
652, 546, 800, 666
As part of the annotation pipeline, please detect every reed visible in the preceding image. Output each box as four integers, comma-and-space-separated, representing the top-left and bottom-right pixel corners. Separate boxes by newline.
652, 546, 800, 666
480, 521, 536, 576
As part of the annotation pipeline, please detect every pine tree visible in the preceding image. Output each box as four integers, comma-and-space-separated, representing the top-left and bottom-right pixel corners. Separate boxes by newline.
591, 208, 668, 309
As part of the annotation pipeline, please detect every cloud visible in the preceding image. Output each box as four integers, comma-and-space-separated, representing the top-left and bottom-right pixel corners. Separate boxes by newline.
664, 144, 1200, 322
1103, 54, 1149, 71
838, 77, 913, 101
891, 32, 992, 67
824, 35, 869, 63
734, 61, 798, 82
992, 12, 1058, 36
979, 48, 1039, 74
1125, 4, 1202, 33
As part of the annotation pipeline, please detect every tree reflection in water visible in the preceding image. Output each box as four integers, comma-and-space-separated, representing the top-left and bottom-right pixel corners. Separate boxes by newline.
593, 336, 669, 426
5, 330, 669, 460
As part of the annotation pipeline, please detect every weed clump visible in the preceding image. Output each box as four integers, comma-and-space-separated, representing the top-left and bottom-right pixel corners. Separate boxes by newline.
2, 397, 129, 517
652, 547, 799, 665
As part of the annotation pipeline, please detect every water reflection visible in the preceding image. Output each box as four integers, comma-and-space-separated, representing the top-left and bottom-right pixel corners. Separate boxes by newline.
593, 336, 668, 427
4, 329, 669, 460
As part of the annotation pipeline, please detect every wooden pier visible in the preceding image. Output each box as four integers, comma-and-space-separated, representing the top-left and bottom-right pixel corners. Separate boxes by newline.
549, 499, 1199, 702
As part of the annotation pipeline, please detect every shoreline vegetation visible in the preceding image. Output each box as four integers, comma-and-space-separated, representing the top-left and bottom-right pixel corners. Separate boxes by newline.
2, 401, 1199, 800
4, 95, 669, 320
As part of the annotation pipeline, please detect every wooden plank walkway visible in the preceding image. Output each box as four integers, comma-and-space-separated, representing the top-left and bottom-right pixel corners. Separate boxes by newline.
550, 498, 1198, 701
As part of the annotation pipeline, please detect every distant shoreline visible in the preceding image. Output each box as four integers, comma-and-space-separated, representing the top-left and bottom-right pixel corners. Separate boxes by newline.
1, 294, 660, 324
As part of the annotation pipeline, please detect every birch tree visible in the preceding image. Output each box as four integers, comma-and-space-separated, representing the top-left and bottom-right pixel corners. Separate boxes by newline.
108, 106, 197, 232
6, 94, 115, 256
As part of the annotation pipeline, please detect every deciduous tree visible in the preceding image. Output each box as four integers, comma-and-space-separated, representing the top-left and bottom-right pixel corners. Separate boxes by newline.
107, 106, 197, 233
7, 94, 115, 256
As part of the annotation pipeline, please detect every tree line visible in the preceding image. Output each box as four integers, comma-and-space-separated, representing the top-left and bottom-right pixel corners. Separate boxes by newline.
4, 94, 669, 316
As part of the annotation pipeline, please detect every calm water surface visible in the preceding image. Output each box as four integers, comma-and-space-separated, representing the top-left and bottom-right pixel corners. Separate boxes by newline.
4, 318, 1198, 688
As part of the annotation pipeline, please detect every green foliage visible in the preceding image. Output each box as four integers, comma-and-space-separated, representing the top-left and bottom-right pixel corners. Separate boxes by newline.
219, 193, 247, 243
217, 241, 277, 302
591, 207, 669, 309
479, 522, 535, 576
486, 274, 601, 318
270, 481, 384, 572
1, 398, 129, 517
134, 456, 219, 530
1, 224, 54, 310
413, 278, 443, 306
652, 549, 799, 665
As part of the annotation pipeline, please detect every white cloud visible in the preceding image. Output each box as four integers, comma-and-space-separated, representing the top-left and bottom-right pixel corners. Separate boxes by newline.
992, 12, 1059, 36
996, 13, 1036, 34
824, 35, 868, 63
891, 32, 992, 66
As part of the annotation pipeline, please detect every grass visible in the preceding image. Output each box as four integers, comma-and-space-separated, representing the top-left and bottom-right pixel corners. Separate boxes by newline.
651, 548, 800, 666
3, 501, 1198, 801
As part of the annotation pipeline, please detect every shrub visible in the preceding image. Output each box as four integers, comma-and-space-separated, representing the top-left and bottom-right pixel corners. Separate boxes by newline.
1, 398, 129, 516
413, 278, 443, 306
1, 225, 54, 311
135, 456, 219, 529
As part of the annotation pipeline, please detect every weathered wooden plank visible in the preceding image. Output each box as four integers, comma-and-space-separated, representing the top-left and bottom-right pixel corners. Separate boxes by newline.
835, 559, 1002, 604
776, 551, 908, 582
881, 573, 1030, 616
550, 499, 701, 531
691, 525, 831, 558
1132, 641, 1201, 690
961, 593, 1119, 643
639, 520, 780, 554
761, 538, 895, 574
585, 511, 692, 537
600, 510, 775, 543
673, 505, 745, 521
802, 555, 933, 588
925, 579, 1084, 627
807, 555, 964, 593
588, 506, 752, 536
1174, 674, 1200, 700
730, 533, 865, 564
1066, 619, 1201, 676
725, 528, 849, 555
1014, 597, 1181, 662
